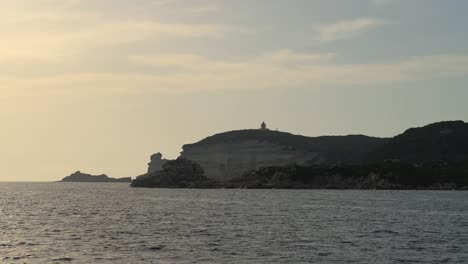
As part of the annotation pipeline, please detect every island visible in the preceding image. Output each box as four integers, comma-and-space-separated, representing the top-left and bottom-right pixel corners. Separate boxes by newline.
60, 171, 132, 183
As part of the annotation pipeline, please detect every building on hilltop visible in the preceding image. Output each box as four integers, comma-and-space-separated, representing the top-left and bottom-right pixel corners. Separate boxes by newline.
260, 121, 268, 130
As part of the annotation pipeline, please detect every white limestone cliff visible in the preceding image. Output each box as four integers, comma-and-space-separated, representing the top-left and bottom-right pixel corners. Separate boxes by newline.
180, 140, 323, 182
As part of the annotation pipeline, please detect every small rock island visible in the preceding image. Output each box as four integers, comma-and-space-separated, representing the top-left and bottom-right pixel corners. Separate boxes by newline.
60, 171, 131, 183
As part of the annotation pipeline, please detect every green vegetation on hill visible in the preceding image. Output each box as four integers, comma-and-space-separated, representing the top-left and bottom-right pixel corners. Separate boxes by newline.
228, 161, 468, 190
369, 121, 468, 163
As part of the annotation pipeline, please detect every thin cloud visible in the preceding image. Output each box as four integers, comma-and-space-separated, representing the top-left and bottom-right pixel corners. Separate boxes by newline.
3, 51, 468, 97
1, 2, 467, 98
0, 20, 222, 63
130, 50, 336, 68
190, 4, 220, 13
370, 0, 396, 6
317, 18, 384, 42
0, 1, 224, 62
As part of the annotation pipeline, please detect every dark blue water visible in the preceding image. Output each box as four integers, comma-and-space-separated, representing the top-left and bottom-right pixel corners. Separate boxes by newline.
0, 183, 467, 263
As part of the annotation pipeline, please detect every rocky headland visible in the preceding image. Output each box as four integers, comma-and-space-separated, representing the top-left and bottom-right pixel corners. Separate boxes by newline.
130, 120, 468, 189
60, 171, 131, 183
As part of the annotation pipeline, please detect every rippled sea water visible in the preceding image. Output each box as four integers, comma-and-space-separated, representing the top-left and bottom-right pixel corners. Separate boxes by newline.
0, 183, 467, 263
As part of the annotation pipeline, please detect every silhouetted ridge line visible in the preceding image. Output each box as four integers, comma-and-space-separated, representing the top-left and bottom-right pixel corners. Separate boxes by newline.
184, 129, 388, 156
369, 120, 468, 162
60, 171, 131, 183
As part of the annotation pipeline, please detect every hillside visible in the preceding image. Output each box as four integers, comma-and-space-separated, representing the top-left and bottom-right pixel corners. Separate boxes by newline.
369, 121, 468, 163
184, 129, 388, 163
181, 129, 388, 182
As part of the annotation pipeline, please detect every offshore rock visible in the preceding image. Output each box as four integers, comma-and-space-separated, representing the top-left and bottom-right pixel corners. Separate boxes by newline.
131, 158, 219, 188
60, 171, 131, 183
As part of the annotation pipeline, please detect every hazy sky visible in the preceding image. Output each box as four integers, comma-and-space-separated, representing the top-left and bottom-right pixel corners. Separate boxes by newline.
1, 0, 468, 181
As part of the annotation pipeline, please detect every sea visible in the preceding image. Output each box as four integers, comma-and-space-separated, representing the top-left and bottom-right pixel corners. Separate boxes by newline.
0, 183, 467, 264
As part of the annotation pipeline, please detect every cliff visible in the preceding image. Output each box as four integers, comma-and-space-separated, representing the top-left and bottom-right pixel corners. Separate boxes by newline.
60, 171, 132, 183
180, 129, 388, 182
147, 152, 169, 174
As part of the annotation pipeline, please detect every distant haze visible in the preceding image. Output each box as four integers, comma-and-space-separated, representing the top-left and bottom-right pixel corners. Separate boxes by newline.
1, 0, 467, 181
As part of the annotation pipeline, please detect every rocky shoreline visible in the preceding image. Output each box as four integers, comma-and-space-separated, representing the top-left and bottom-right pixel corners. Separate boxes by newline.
226, 163, 468, 190
130, 159, 468, 190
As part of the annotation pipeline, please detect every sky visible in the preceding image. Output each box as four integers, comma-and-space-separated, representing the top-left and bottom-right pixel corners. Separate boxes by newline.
1, 0, 468, 181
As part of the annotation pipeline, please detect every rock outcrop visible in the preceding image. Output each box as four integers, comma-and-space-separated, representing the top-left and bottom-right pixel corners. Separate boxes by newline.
147, 152, 169, 174
131, 158, 218, 188
180, 129, 388, 182
60, 171, 131, 183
